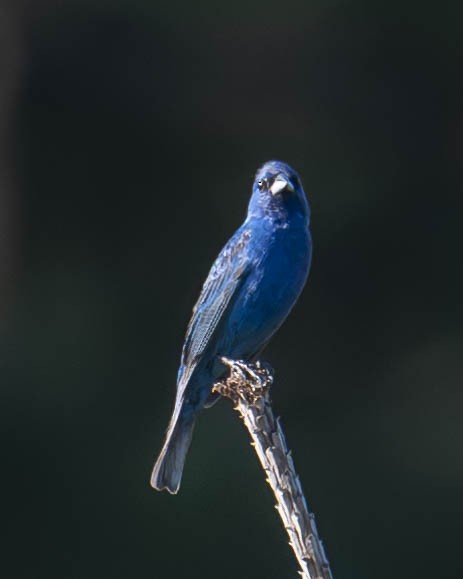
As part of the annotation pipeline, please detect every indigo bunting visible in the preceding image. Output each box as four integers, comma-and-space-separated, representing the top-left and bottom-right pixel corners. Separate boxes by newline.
151, 160, 312, 493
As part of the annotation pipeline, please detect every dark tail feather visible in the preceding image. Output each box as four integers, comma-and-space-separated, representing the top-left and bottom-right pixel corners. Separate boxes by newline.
150, 410, 195, 494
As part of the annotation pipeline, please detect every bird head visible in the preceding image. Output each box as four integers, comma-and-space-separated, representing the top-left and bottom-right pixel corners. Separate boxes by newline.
247, 160, 310, 226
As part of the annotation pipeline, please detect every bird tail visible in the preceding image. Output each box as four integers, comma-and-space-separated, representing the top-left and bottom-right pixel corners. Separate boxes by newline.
150, 407, 195, 494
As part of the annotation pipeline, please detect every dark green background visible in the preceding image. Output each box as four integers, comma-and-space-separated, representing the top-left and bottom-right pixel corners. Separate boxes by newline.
1, 1, 462, 578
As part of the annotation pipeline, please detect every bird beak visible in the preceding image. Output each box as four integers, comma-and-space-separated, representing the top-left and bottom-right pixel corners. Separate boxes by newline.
270, 175, 295, 196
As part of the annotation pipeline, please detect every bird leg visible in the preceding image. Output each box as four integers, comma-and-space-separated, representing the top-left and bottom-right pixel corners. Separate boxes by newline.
213, 357, 274, 405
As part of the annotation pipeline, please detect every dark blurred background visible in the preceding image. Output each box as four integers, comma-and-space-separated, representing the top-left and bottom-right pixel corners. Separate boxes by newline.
1, 1, 462, 577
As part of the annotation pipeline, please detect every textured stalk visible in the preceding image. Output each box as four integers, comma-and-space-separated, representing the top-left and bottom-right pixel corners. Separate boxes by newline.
213, 358, 333, 579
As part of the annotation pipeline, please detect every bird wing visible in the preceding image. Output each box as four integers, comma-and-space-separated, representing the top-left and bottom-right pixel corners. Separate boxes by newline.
177, 227, 252, 394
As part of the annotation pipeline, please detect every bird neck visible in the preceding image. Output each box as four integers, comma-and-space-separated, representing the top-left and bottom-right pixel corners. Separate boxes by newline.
246, 195, 309, 230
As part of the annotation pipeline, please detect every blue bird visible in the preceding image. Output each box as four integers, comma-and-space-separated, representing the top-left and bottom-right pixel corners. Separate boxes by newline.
151, 160, 312, 493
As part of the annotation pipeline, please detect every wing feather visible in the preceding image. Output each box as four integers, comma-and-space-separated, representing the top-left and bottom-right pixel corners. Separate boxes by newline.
177, 228, 251, 390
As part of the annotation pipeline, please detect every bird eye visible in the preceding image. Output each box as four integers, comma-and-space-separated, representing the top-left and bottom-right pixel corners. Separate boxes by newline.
257, 178, 268, 191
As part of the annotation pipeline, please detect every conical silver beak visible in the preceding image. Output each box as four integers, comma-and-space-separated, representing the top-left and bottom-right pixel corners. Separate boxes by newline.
270, 175, 294, 196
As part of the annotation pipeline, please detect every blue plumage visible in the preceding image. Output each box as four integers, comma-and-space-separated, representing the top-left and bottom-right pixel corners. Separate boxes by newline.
151, 160, 312, 493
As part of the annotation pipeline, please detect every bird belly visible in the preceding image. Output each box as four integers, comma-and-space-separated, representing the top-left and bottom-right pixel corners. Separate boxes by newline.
222, 227, 311, 360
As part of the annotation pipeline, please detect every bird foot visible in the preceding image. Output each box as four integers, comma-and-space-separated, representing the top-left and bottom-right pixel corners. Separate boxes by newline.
213, 357, 274, 404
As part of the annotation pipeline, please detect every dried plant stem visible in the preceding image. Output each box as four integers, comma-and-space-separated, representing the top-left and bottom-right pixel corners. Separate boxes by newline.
213, 358, 333, 579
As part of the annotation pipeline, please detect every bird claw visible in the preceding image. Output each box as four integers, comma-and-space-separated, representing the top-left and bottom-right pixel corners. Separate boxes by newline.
216, 357, 274, 403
